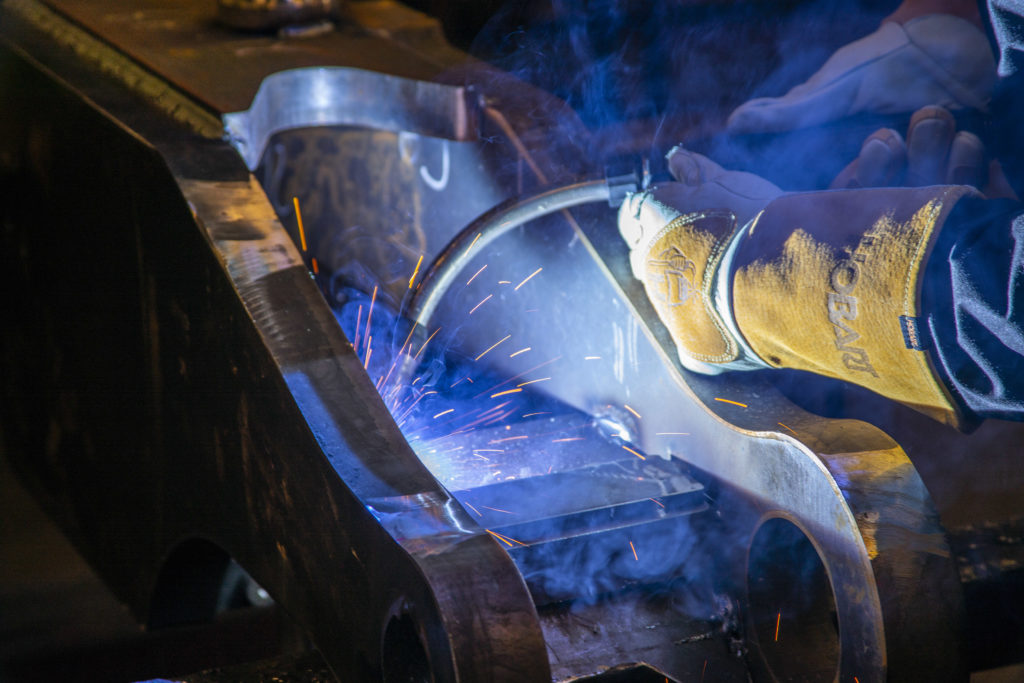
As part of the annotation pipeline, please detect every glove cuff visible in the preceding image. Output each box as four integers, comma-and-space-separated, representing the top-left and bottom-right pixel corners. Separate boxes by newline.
731, 186, 978, 426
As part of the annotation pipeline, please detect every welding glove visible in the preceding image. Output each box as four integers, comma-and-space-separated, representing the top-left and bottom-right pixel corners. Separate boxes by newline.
726, 14, 996, 135
620, 148, 979, 427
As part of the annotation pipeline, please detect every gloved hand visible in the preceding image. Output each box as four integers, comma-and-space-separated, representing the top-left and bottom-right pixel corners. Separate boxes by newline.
618, 149, 782, 374
830, 105, 1018, 198
619, 147, 979, 427
726, 14, 996, 135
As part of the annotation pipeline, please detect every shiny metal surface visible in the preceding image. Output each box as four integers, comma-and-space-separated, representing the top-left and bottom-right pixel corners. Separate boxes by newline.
224, 67, 480, 169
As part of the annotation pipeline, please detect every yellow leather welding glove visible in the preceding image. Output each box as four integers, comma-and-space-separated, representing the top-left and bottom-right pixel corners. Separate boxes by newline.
619, 150, 979, 427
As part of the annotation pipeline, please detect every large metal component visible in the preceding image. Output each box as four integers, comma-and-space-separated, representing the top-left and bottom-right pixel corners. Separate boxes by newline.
2, 1, 1022, 681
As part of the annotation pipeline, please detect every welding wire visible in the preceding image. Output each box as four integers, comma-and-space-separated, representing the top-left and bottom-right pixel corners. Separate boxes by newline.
514, 267, 542, 291
363, 286, 378, 354
714, 397, 748, 408
474, 334, 510, 361
466, 264, 487, 286
292, 196, 308, 251
408, 254, 424, 289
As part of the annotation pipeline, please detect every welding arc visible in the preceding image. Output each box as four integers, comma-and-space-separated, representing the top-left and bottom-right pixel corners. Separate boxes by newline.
406, 180, 611, 328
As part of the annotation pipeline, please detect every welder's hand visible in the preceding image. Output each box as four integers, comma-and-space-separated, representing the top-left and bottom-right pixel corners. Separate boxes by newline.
618, 149, 781, 374
726, 15, 995, 135
830, 105, 1019, 198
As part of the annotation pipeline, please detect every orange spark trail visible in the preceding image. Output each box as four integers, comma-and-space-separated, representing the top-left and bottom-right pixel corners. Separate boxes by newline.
475, 335, 510, 361
467, 232, 482, 252
463, 501, 483, 517
363, 342, 372, 370
621, 445, 646, 460
649, 498, 665, 508
408, 254, 424, 289
480, 505, 513, 514
522, 412, 550, 418
509, 347, 530, 357
701, 660, 707, 682
656, 432, 690, 436
363, 286, 378, 354
774, 611, 781, 641
514, 267, 542, 290
715, 397, 748, 408
466, 264, 487, 286
469, 294, 492, 314
413, 327, 442, 360
486, 529, 527, 547
292, 197, 308, 251
552, 437, 584, 443
490, 435, 528, 443
517, 377, 549, 387
491, 388, 522, 398
311, 257, 319, 274
473, 356, 562, 399
624, 404, 642, 419
777, 422, 798, 435
433, 408, 454, 419
629, 541, 638, 561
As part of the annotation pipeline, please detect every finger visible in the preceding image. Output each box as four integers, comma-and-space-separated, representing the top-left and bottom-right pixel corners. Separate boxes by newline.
667, 147, 726, 186
830, 159, 862, 190
944, 131, 985, 187
855, 128, 907, 187
982, 159, 1020, 200
906, 105, 955, 186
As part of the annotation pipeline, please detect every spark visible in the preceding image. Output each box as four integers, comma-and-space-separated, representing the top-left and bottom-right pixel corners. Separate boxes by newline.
473, 454, 490, 461
491, 388, 522, 398
854, 678, 860, 683
774, 610, 781, 642
412, 376, 423, 386
363, 285, 378, 353
490, 435, 528, 443
480, 505, 513, 514
522, 412, 550, 418
311, 257, 319, 274
475, 334, 510, 361
629, 541, 638, 561
466, 264, 487, 286
469, 294, 492, 315
473, 356, 562, 398
714, 397, 748, 408
414, 327, 442, 360
514, 267, 542, 290
486, 529, 527, 548
408, 254, 424, 289
474, 449, 504, 453
292, 196, 308, 251
509, 347, 530, 357
552, 437, 584, 443
498, 280, 511, 284
433, 408, 454, 419
517, 377, 549, 387
467, 232, 482, 252
701, 660, 707, 682
624, 404, 642, 419
777, 422, 798, 435
463, 501, 483, 516
353, 304, 363, 351
649, 498, 665, 508
622, 445, 646, 460
363, 342, 372, 370
584, 355, 601, 360
656, 432, 690, 436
